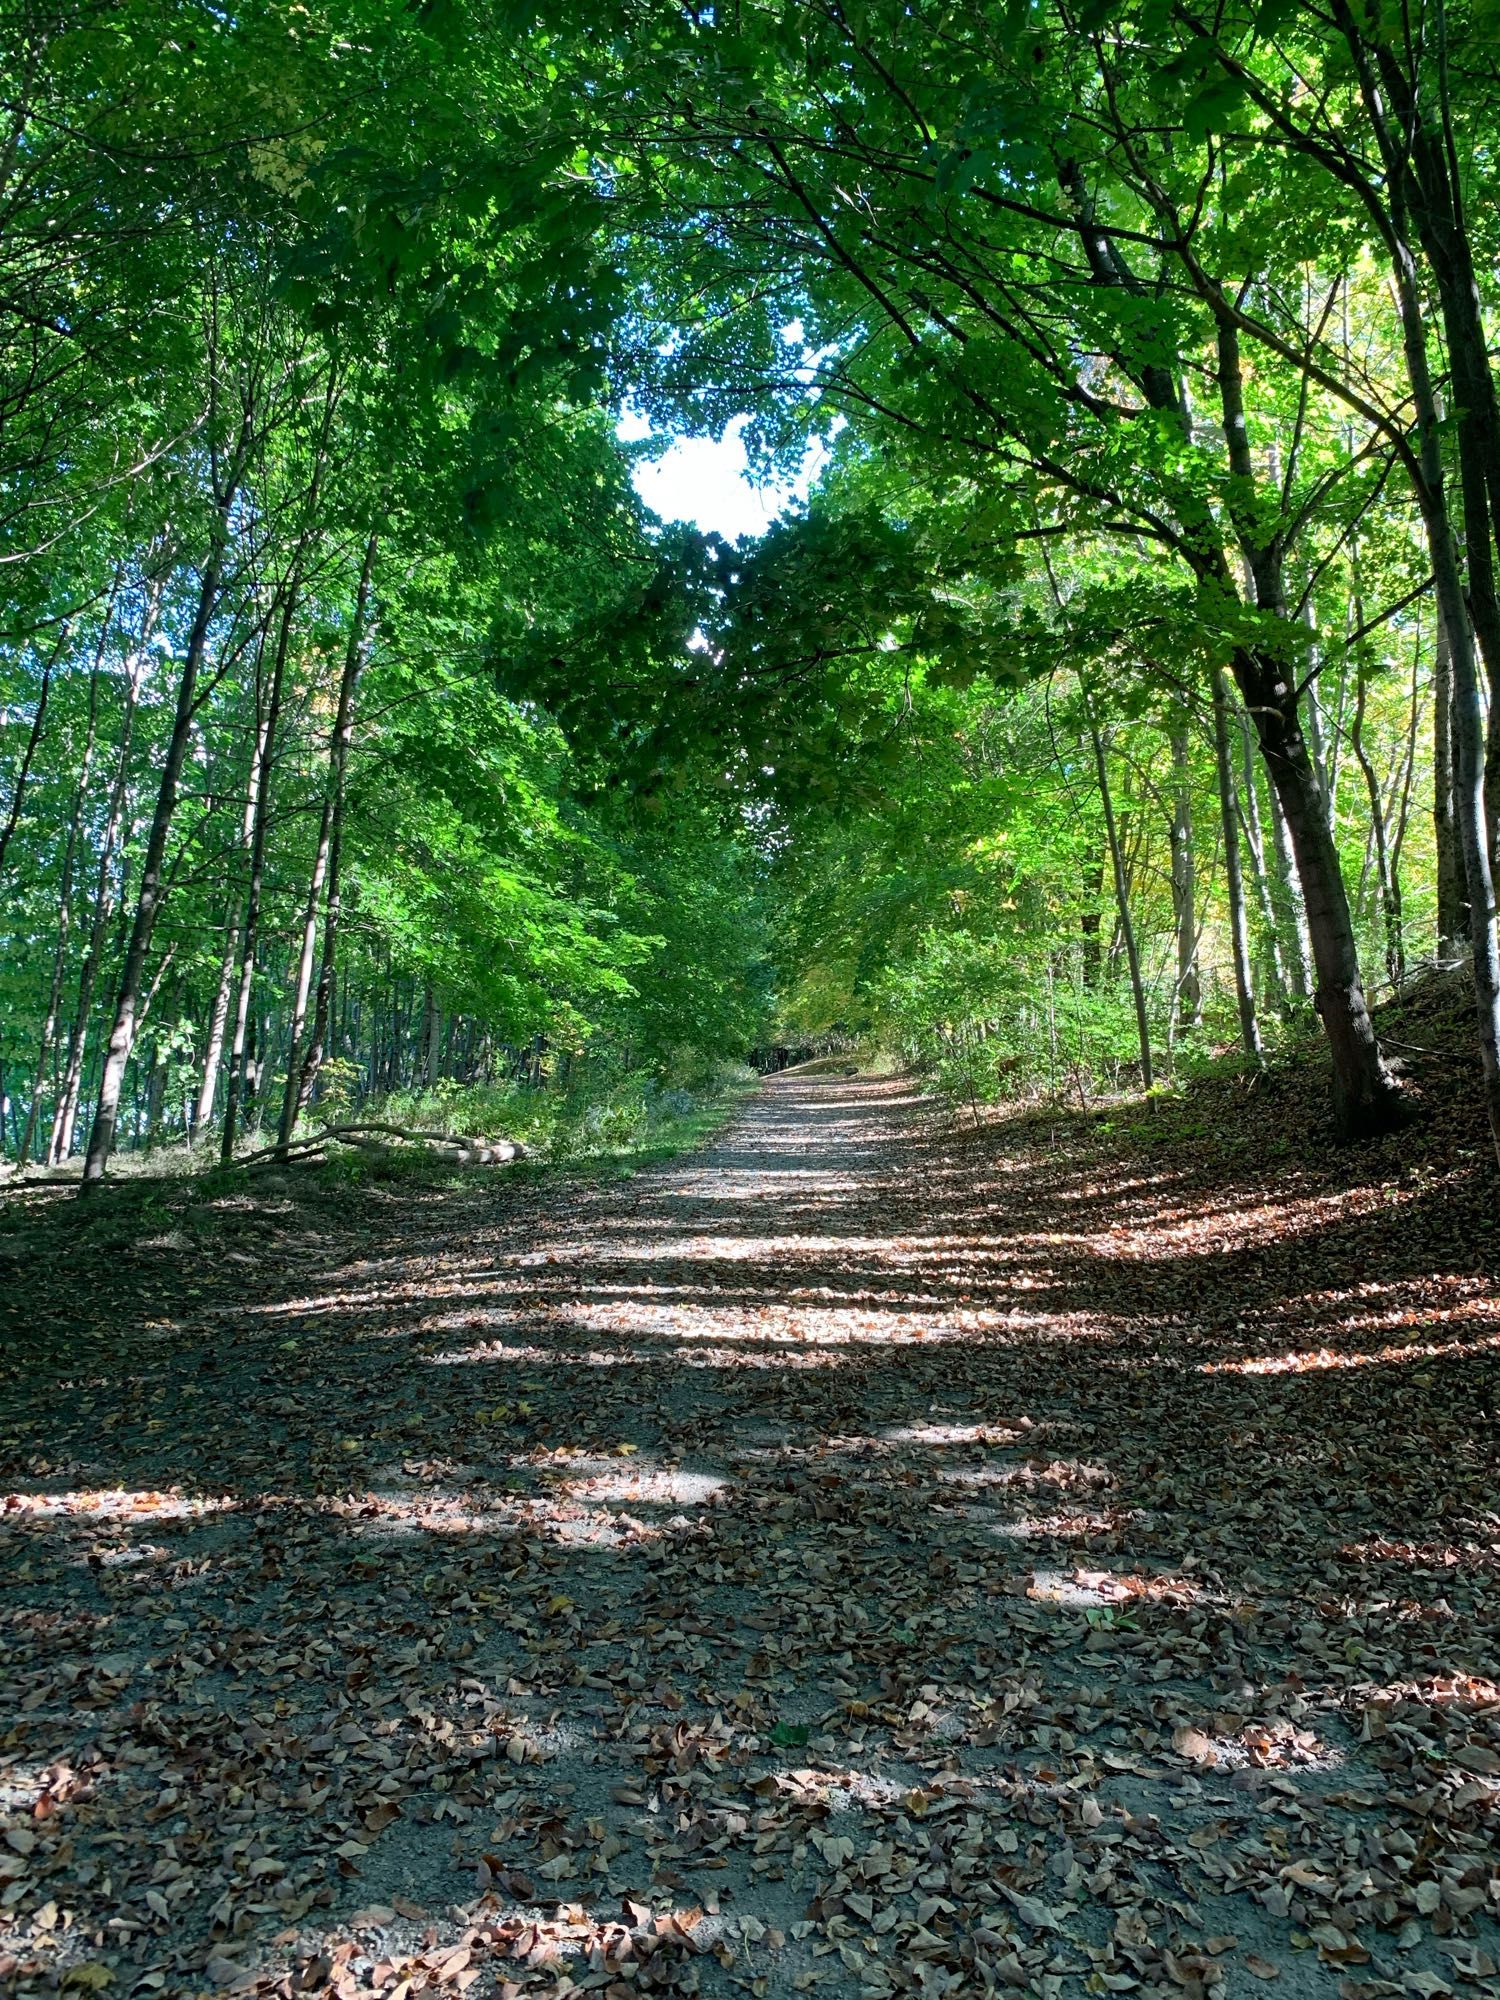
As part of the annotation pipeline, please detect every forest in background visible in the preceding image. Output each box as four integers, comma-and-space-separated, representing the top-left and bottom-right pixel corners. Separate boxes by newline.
3, 0, 1500, 1187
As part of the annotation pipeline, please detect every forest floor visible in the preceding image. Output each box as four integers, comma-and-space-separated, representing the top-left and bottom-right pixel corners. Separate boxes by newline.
3, 1011, 1500, 2000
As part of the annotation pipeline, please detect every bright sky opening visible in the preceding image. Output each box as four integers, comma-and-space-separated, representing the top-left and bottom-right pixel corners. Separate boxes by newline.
619, 411, 828, 540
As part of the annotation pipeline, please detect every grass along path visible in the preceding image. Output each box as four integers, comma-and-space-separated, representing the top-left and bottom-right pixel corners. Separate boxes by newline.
2, 1072, 1499, 2000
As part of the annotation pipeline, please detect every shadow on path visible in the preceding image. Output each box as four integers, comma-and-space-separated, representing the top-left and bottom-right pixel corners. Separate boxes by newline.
2, 1076, 1498, 1998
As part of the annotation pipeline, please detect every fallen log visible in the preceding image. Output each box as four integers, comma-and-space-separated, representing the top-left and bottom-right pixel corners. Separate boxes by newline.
235, 1123, 527, 1170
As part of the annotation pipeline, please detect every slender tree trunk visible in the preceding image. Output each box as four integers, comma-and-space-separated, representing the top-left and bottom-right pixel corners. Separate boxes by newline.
280, 531, 376, 1149
1079, 859, 1104, 987
220, 603, 292, 1167
1433, 603, 1465, 949
1243, 662, 1399, 1132
1212, 667, 1263, 1062
1384, 635, 1423, 980
1301, 604, 1335, 832
1086, 708, 1152, 1090
1236, 709, 1293, 1013
1263, 744, 1316, 1003
0, 620, 68, 881
49, 590, 156, 1165
19, 593, 115, 1160
1168, 724, 1201, 1031
1350, 669, 1403, 989
144, 1052, 166, 1152
218, 383, 338, 1163
423, 987, 442, 1088
1213, 309, 1397, 1133
80, 432, 247, 1192
196, 692, 273, 1140
292, 730, 349, 1122
196, 922, 241, 1143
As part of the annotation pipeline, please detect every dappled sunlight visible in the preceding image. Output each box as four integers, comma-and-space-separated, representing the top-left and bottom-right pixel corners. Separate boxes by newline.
561, 1466, 725, 1507
9, 1074, 1500, 1998
938, 1457, 1115, 1493
880, 1420, 1032, 1445
1202, 1328, 1500, 1374
2, 1489, 234, 1522
985, 1506, 1142, 1540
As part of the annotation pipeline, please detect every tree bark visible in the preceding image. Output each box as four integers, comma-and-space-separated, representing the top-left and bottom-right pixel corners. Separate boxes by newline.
1235, 708, 1293, 1013
1168, 724, 1201, 1032
1213, 309, 1399, 1133
1212, 667, 1263, 1062
80, 423, 248, 1193
1086, 705, 1153, 1090
1350, 666, 1403, 989
0, 619, 68, 882
279, 531, 376, 1150
50, 586, 156, 1163
1433, 603, 1465, 950
422, 987, 443, 1088
19, 589, 115, 1161
195, 686, 274, 1140
220, 594, 293, 1165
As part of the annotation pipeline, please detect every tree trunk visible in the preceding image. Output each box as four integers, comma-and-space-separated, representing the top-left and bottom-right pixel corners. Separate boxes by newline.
1235, 708, 1293, 1013
1433, 602, 1465, 950
1086, 707, 1153, 1090
50, 583, 158, 1163
1264, 741, 1316, 1003
19, 593, 115, 1161
220, 593, 294, 1165
280, 531, 376, 1150
0, 620, 68, 881
1330, 69, 1500, 1156
1212, 667, 1263, 1062
1212, 307, 1396, 1130
80, 442, 246, 1193
1242, 656, 1401, 1134
1168, 724, 1201, 1032
196, 684, 275, 1140
1300, 603, 1336, 832
1350, 667, 1403, 989
423, 987, 442, 1088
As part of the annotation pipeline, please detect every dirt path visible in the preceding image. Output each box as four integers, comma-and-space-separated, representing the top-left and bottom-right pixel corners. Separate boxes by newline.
3, 1075, 1499, 2000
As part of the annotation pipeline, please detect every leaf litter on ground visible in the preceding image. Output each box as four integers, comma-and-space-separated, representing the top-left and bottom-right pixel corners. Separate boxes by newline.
3, 1023, 1499, 2000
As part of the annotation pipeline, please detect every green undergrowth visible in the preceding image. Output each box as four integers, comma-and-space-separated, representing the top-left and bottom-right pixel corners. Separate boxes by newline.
327, 1060, 760, 1183
964, 964, 1486, 1181
0, 1066, 761, 1269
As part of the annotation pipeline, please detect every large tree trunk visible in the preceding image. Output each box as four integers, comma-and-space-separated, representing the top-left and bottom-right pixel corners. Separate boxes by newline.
1242, 657, 1401, 1134
1334, 0, 1500, 853
1335, 82, 1500, 1157
1212, 667, 1263, 1062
